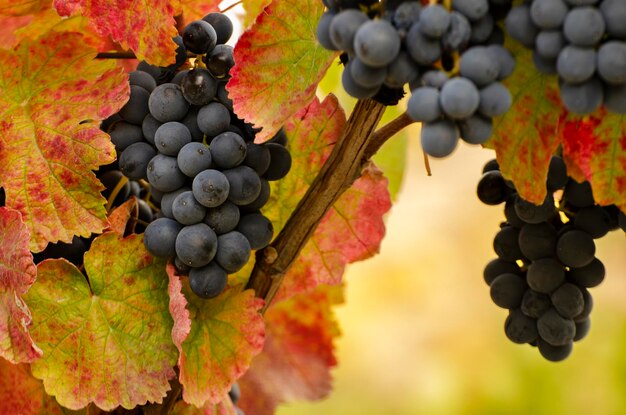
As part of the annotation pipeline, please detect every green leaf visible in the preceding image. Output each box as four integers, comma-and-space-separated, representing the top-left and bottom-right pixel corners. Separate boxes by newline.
25, 233, 178, 411
227, 0, 338, 141
167, 266, 265, 408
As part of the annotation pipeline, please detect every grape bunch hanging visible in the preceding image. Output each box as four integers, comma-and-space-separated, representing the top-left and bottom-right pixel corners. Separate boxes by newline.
101, 12, 292, 301
316, 0, 517, 158
506, 0, 626, 114
477, 156, 626, 361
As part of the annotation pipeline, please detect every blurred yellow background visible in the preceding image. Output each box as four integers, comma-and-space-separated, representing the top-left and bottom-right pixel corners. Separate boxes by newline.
277, 62, 626, 415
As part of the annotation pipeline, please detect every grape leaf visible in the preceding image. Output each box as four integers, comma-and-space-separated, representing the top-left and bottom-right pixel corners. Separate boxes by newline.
0, 358, 87, 414
241, 0, 271, 28
0, 15, 34, 47
53, 0, 180, 66
24, 233, 178, 410
238, 285, 343, 415
561, 113, 626, 210
227, 0, 338, 141
263, 95, 392, 299
105, 198, 136, 235
486, 43, 562, 205
0, 0, 51, 16
0, 30, 128, 252
171, 397, 237, 415
167, 266, 265, 408
0, 207, 41, 363
179, 0, 220, 24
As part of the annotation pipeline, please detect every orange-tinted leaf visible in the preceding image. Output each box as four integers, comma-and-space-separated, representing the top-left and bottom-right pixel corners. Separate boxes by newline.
0, 358, 87, 414
25, 233, 178, 410
171, 397, 237, 415
486, 43, 562, 204
227, 0, 338, 141
180, 0, 221, 25
561, 112, 626, 210
262, 95, 391, 299
0, 15, 33, 47
167, 267, 265, 407
0, 207, 41, 363
0, 30, 128, 251
14, 9, 102, 48
0, 0, 51, 16
105, 197, 138, 235
239, 285, 343, 415
241, 0, 270, 28
53, 0, 180, 66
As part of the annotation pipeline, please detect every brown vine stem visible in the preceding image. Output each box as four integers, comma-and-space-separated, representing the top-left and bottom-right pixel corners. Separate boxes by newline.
246, 99, 405, 312
96, 52, 138, 59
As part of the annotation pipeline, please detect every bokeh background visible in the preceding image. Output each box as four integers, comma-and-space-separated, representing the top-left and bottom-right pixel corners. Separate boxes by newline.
275, 60, 626, 415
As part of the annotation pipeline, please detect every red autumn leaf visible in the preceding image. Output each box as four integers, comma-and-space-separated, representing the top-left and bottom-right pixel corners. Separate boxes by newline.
105, 198, 136, 235
0, 358, 89, 414
0, 207, 41, 364
262, 95, 391, 300
24, 233, 178, 410
167, 266, 265, 408
227, 0, 338, 141
0, 30, 128, 252
179, 0, 221, 25
561, 112, 626, 210
0, 0, 51, 16
0, 15, 34, 47
53, 0, 180, 66
238, 285, 343, 415
486, 43, 562, 205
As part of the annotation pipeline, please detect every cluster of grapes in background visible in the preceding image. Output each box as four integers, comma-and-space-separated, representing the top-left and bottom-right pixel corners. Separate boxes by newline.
99, 12, 292, 301
477, 156, 626, 361
506, 0, 626, 114
316, 0, 517, 158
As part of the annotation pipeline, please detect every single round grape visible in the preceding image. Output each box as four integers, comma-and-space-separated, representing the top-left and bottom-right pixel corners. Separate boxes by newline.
563, 7, 606, 46
264, 143, 292, 181
210, 132, 247, 169
605, 83, 626, 114
518, 222, 557, 260
440, 78, 480, 119
172, 191, 207, 225
505, 4, 539, 47
350, 58, 387, 88
154, 122, 192, 156
521, 289, 552, 318
224, 165, 262, 205
536, 30, 566, 60
452, 0, 488, 21
144, 218, 182, 258
442, 11, 471, 52
551, 283, 584, 319
420, 120, 460, 158
109, 121, 143, 151
215, 231, 251, 273
181, 68, 217, 106
419, 5, 451, 38
149, 83, 190, 122
236, 213, 274, 250
142, 114, 162, 144
206, 45, 235, 79
490, 273, 527, 309
574, 288, 594, 322
597, 41, 626, 85
147, 154, 187, 192
505, 309, 538, 344
407, 87, 441, 123
341, 63, 380, 99
547, 155, 568, 191
538, 339, 573, 361
530, 0, 569, 29
483, 258, 520, 286
527, 258, 565, 293
459, 114, 493, 144
476, 170, 509, 205
493, 226, 524, 262
202, 12, 234, 45
197, 102, 230, 136
574, 318, 591, 342
556, 229, 596, 267
240, 178, 270, 212
160, 187, 189, 218
171, 70, 188, 85
217, 81, 233, 110
244, 143, 271, 176
563, 179, 594, 207
329, 9, 368, 53
129, 70, 157, 92
119, 85, 150, 125
478, 82, 512, 117
557, 46, 596, 84
192, 169, 230, 207
568, 258, 605, 288
460, 47, 500, 86
406, 22, 442, 65
177, 142, 212, 177
574, 206, 612, 238
229, 382, 241, 405
317, 11, 337, 50
420, 70, 449, 89
537, 308, 576, 346
189, 261, 228, 299
204, 201, 240, 234
119, 142, 157, 180
393, 1, 422, 30
514, 194, 555, 224
183, 20, 217, 54
505, 198, 526, 228
354, 20, 401, 67
175, 223, 218, 267
600, 0, 626, 39
470, 13, 494, 43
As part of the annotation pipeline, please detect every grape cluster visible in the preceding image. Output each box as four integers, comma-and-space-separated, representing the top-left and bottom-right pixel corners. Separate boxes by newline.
317, 0, 517, 158
102, 12, 292, 300
477, 156, 625, 361
505, 0, 626, 114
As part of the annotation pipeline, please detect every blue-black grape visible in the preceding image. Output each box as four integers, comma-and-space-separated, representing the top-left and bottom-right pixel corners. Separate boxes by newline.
329, 9, 368, 53
476, 170, 509, 205
224, 166, 262, 205
483, 258, 520, 285
527, 258, 565, 293
518, 222, 557, 260
529, 0, 569, 30
419, 5, 450, 38
537, 308, 576, 346
178, 142, 212, 177
600, 0, 626, 39
556, 229, 595, 268
175, 223, 218, 267
109, 121, 143, 151
160, 187, 189, 218
172, 191, 207, 225
420, 120, 459, 158
460, 47, 500, 86
405, 22, 442, 65
119, 142, 156, 180
505, 4, 539, 47
154, 122, 192, 156
557, 46, 596, 83
215, 231, 251, 273
458, 114, 492, 144
264, 143, 292, 181
563, 7, 605, 46
129, 70, 157, 92
240, 179, 270, 212
505, 309, 538, 344
478, 82, 512, 117
144, 217, 182, 258
493, 225, 524, 262
149, 83, 190, 122
442, 11, 471, 52
119, 85, 150, 125
521, 289, 552, 318
189, 262, 228, 299
206, 45, 235, 79
407, 87, 441, 123
452, 0, 489, 21
197, 102, 230, 136
243, 143, 271, 176
440, 77, 480, 119
183, 20, 217, 54
236, 213, 274, 250
597, 41, 626, 85
204, 201, 240, 234
203, 12, 233, 45
142, 114, 162, 144
317, 12, 337, 50
568, 258, 605, 288
210, 132, 247, 168
181, 69, 217, 106
350, 58, 386, 88
551, 283, 584, 318
192, 169, 230, 207
490, 273, 527, 309
538, 338, 573, 361
147, 154, 187, 192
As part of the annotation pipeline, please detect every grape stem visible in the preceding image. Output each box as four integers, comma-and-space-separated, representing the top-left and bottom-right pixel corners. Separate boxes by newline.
106, 175, 129, 212
221, 0, 243, 13
246, 102, 415, 313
